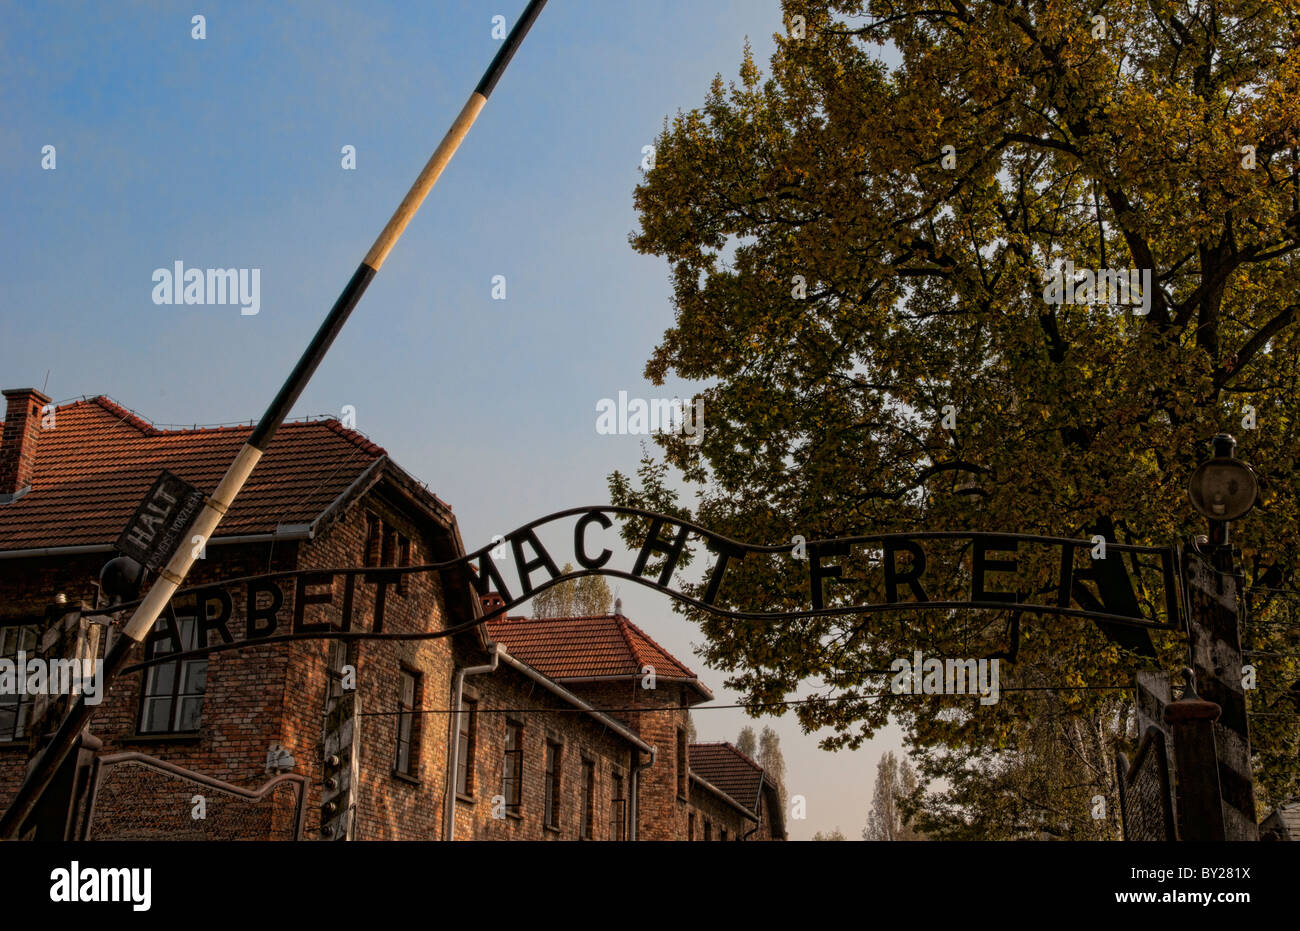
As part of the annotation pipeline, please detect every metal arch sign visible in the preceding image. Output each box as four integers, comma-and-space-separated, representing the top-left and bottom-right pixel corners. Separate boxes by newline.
87, 506, 1182, 674
448, 506, 1181, 628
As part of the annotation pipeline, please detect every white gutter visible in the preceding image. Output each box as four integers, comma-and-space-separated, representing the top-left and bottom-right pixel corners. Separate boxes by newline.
551, 674, 700, 683
212, 526, 315, 545
742, 770, 766, 840
629, 745, 655, 842
0, 526, 316, 561
548, 674, 714, 703
444, 643, 499, 841
495, 650, 651, 752
0, 544, 115, 559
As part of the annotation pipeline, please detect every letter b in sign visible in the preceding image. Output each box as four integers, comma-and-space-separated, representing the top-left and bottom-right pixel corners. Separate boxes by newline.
246, 579, 282, 639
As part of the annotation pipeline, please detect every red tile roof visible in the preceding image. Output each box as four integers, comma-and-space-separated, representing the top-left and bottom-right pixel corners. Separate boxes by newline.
485, 612, 712, 700
0, 395, 390, 551
688, 742, 765, 813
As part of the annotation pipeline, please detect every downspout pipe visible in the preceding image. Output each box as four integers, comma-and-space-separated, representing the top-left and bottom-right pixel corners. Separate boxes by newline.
742, 770, 768, 841
443, 643, 498, 841
629, 746, 656, 841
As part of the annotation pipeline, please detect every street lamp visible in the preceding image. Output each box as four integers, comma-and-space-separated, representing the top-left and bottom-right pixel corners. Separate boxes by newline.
1188, 434, 1258, 546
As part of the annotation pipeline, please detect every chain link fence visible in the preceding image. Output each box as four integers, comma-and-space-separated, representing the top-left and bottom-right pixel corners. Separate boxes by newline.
1117, 728, 1176, 841
81, 752, 306, 841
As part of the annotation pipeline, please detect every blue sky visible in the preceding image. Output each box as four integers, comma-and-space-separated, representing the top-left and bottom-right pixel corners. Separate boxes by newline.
1, 0, 905, 839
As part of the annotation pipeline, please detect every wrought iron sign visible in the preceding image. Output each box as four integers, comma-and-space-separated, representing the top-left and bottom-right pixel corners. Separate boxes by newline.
86, 506, 1182, 675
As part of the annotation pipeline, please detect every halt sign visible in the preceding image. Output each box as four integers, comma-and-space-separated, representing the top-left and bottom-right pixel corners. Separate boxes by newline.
115, 470, 205, 571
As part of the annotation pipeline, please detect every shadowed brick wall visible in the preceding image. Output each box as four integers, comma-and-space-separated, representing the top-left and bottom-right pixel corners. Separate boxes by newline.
450, 657, 637, 841
560, 678, 693, 841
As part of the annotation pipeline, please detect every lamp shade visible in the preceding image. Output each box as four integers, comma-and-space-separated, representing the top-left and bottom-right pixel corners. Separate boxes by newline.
1188, 458, 1258, 521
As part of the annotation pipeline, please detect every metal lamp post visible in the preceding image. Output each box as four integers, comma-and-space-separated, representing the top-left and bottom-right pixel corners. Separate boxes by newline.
1187, 433, 1259, 550
1183, 432, 1260, 840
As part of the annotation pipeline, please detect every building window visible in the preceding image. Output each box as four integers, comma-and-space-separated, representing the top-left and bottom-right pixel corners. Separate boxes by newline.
0, 624, 38, 741
704, 819, 712, 841
395, 669, 419, 777
364, 512, 382, 568
579, 758, 595, 840
688, 812, 695, 841
138, 614, 207, 734
502, 721, 523, 814
610, 771, 626, 841
676, 728, 688, 798
721, 828, 728, 842
365, 512, 410, 593
455, 696, 477, 797
544, 739, 562, 830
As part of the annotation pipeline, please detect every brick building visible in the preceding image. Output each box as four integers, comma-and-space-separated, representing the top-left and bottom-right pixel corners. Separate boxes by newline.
687, 742, 785, 842
0, 388, 785, 841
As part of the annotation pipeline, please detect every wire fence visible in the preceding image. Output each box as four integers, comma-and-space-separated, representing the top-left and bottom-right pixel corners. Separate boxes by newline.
82, 752, 306, 841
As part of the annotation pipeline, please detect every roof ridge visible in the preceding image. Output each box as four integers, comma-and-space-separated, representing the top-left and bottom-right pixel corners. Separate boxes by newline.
491, 613, 618, 623
1, 394, 398, 555
321, 417, 387, 457
727, 742, 764, 771
484, 613, 710, 699
612, 613, 646, 671
79, 396, 388, 455
617, 613, 697, 679
692, 740, 763, 771
87, 395, 162, 436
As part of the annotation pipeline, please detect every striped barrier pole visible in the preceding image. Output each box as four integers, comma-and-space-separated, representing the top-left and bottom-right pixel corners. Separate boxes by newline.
0, 0, 548, 839
1185, 547, 1259, 840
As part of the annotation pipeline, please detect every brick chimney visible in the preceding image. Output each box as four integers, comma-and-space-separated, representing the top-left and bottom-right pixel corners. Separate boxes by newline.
0, 388, 51, 497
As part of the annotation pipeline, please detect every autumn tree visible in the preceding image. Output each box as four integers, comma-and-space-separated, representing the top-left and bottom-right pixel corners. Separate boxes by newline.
864, 751, 926, 840
737, 725, 758, 757
812, 828, 849, 840
757, 725, 789, 810
906, 701, 1121, 839
531, 563, 614, 617
736, 725, 788, 805
614, 0, 1300, 826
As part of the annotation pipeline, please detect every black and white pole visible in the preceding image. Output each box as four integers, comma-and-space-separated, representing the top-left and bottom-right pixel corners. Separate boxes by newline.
0, 0, 548, 839
1184, 434, 1260, 841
